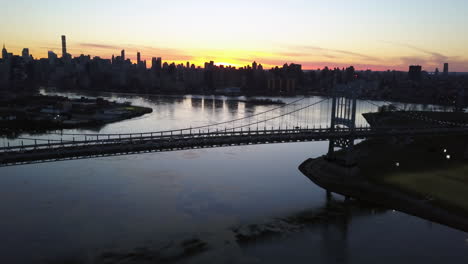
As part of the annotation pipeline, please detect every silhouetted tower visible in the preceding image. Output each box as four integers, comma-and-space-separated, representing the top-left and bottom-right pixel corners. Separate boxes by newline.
443, 63, 449, 75
327, 79, 358, 166
22, 48, 30, 59
61, 35, 67, 58
252, 61, 258, 71
152, 57, 162, 71
121, 49, 125, 61
48, 51, 58, 65
137, 52, 141, 65
2, 44, 7, 59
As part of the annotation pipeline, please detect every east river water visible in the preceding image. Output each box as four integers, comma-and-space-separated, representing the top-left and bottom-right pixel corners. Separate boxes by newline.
1, 91, 467, 264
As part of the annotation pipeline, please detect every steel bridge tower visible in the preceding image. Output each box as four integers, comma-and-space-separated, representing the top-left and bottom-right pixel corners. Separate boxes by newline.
327, 82, 358, 165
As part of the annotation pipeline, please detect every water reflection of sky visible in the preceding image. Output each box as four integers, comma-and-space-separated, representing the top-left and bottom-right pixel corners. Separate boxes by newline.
0, 91, 467, 263
2, 90, 381, 146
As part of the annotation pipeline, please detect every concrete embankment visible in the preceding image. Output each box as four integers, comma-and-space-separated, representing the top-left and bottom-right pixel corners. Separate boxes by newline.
299, 157, 468, 233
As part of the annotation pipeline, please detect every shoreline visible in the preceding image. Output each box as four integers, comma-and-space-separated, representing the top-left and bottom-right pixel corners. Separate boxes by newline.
0, 95, 153, 136
299, 157, 468, 233
38, 88, 465, 108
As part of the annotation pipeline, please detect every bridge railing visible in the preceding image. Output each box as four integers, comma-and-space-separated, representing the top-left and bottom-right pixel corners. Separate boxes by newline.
8, 124, 467, 155
0, 126, 375, 153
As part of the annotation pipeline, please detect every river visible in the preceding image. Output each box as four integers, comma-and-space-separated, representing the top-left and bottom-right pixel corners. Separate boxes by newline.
0, 91, 467, 264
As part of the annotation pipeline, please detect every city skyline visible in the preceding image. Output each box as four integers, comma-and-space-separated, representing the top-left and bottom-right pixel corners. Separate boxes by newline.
2, 0, 468, 71
1, 35, 460, 73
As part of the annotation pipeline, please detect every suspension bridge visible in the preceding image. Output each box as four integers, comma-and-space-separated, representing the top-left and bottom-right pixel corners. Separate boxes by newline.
1, 86, 468, 167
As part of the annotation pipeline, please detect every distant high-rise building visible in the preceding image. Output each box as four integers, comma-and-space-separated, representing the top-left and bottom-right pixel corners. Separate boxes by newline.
22, 48, 30, 59
152, 57, 162, 71
252, 61, 258, 70
2, 44, 8, 60
61, 35, 67, 58
443, 63, 449, 75
48, 51, 58, 65
408, 65, 422, 81
137, 52, 141, 65
186, 61, 190, 69
121, 50, 125, 61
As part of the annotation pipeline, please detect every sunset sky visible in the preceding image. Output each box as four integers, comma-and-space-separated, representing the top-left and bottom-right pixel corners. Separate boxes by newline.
2, 0, 468, 71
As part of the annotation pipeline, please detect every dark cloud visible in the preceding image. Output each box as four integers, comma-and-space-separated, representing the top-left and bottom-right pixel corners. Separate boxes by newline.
78, 43, 121, 50
291, 45, 380, 61
275, 51, 311, 57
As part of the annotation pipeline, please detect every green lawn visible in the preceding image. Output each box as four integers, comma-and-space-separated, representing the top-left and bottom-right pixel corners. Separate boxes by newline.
381, 166, 468, 212
355, 136, 468, 214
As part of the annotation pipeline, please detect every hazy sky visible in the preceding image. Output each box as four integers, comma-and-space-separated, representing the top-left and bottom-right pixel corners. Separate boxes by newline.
2, 0, 468, 71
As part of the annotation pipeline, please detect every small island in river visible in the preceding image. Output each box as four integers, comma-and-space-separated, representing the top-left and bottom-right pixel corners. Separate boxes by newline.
0, 94, 153, 134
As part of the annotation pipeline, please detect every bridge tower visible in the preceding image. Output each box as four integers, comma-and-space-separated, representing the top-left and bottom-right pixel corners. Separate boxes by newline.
327, 82, 358, 166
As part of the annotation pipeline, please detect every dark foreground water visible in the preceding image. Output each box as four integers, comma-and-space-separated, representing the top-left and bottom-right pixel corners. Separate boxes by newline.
1, 91, 467, 263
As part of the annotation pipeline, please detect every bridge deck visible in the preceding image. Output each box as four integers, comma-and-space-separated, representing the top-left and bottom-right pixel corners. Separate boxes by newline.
1, 127, 467, 167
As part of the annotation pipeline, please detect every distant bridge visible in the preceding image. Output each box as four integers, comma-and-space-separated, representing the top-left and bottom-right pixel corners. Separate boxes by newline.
2, 84, 468, 167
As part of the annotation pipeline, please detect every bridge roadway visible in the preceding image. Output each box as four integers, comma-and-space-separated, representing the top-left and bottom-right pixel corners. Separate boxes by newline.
1, 126, 468, 167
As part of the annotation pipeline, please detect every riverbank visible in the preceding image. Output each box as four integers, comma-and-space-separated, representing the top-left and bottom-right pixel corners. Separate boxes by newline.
43, 87, 466, 109
0, 95, 153, 135
299, 135, 468, 232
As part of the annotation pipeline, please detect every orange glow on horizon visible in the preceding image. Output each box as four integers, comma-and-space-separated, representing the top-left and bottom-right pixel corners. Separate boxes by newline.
4, 43, 467, 72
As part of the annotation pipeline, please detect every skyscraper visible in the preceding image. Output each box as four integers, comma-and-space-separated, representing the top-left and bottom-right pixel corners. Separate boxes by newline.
48, 51, 58, 65
121, 50, 125, 61
408, 65, 422, 81
137, 52, 141, 65
152, 57, 162, 71
443, 63, 449, 75
61, 35, 67, 58
2, 44, 7, 60
22, 48, 30, 59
